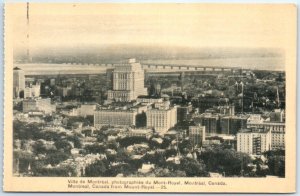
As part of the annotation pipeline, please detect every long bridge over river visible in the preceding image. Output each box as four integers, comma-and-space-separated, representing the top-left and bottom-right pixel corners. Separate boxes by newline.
15, 62, 248, 76
96, 63, 243, 73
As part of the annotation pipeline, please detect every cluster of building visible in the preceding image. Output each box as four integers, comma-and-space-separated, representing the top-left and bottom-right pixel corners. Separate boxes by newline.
22, 98, 56, 114
242, 111, 285, 152
60, 103, 98, 117
13, 58, 286, 160
95, 59, 178, 134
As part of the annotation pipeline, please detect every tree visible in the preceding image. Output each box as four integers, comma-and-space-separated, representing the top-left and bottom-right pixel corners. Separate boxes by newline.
264, 150, 285, 177
180, 157, 208, 177
54, 140, 72, 154
108, 163, 134, 177
82, 129, 92, 137
13, 150, 34, 173
45, 151, 69, 166
42, 131, 61, 141
34, 165, 76, 177
200, 145, 252, 176
113, 149, 129, 164
66, 116, 86, 127
161, 137, 172, 149
96, 132, 107, 142
13, 121, 43, 140
178, 139, 192, 154
33, 140, 48, 154
142, 152, 166, 166
85, 160, 109, 177
267, 156, 285, 177
148, 138, 162, 149
44, 116, 53, 123
66, 135, 82, 148
84, 143, 106, 154
100, 126, 110, 132
165, 149, 177, 159
118, 136, 148, 148
13, 101, 23, 111
154, 167, 186, 177
106, 141, 119, 150
128, 158, 143, 171
166, 160, 180, 171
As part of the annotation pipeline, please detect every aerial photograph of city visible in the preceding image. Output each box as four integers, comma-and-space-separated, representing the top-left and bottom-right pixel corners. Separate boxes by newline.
12, 3, 286, 178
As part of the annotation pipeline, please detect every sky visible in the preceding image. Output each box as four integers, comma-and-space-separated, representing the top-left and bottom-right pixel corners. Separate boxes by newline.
8, 3, 295, 54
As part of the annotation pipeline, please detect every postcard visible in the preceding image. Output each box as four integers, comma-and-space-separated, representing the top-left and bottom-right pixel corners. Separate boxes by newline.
3, 3, 296, 193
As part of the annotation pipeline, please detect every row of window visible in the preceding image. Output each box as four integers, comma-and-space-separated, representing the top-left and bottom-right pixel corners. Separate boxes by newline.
114, 73, 132, 79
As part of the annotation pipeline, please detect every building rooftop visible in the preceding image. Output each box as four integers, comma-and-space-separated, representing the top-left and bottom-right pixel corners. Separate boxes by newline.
247, 121, 285, 125
96, 102, 145, 111
137, 95, 162, 99
113, 59, 143, 71
238, 127, 269, 134
13, 67, 22, 70
147, 106, 174, 111
197, 112, 221, 118
221, 115, 249, 120
95, 108, 137, 112
128, 128, 153, 134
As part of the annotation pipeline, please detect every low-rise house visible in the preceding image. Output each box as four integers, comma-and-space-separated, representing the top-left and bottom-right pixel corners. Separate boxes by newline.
130, 154, 144, 160
166, 156, 181, 164
152, 137, 163, 144
106, 149, 117, 155
124, 128, 153, 139
138, 163, 155, 173
71, 148, 80, 155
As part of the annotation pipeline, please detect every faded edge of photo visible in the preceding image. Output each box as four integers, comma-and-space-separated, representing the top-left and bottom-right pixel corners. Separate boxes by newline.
3, 3, 297, 193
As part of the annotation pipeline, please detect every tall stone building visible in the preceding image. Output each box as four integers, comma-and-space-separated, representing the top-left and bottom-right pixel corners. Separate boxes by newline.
146, 107, 177, 134
246, 120, 285, 150
24, 83, 41, 98
220, 115, 248, 135
193, 113, 221, 135
146, 102, 177, 134
189, 125, 206, 148
107, 59, 147, 102
13, 67, 25, 98
94, 110, 137, 128
237, 128, 272, 155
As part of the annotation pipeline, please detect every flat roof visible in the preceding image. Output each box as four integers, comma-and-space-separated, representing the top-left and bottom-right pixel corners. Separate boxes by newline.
137, 95, 162, 99
238, 128, 269, 133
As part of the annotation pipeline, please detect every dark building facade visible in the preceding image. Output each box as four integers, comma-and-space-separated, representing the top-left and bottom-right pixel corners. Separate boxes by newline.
220, 115, 248, 135
177, 104, 193, 123
193, 113, 221, 135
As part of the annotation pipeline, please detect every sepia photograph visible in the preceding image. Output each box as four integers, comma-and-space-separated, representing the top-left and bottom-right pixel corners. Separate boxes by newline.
3, 3, 296, 193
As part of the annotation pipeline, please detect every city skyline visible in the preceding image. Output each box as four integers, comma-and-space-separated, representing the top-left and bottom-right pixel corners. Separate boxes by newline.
11, 58, 287, 179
